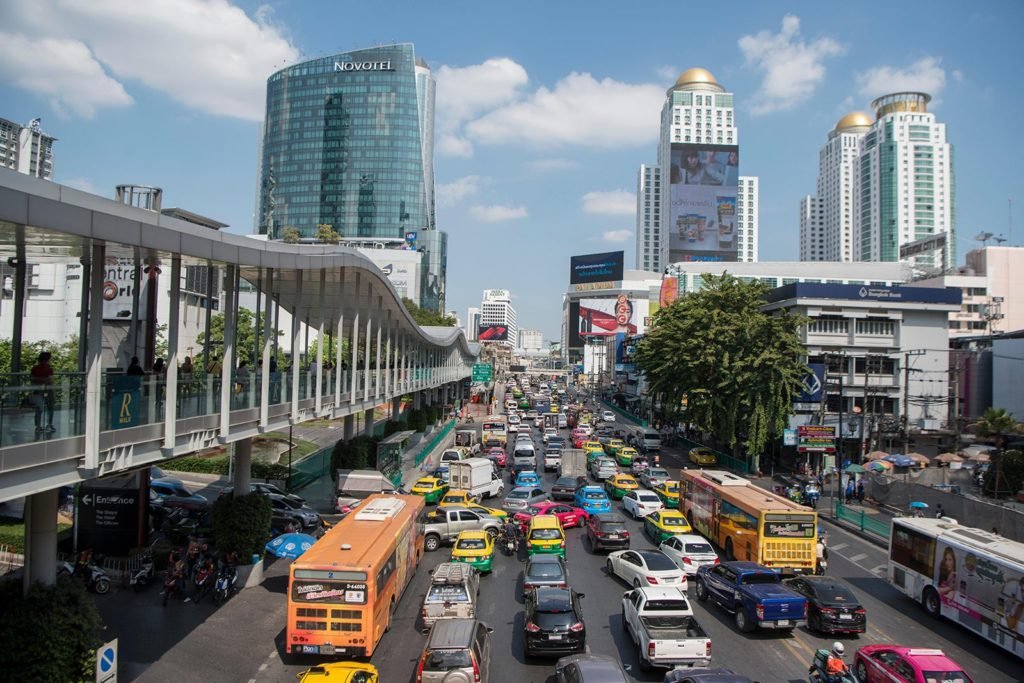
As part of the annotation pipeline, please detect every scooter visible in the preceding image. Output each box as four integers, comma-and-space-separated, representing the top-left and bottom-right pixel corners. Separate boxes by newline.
501, 529, 518, 556
212, 564, 238, 604
59, 559, 112, 595
162, 570, 184, 606
808, 649, 859, 682
815, 558, 828, 576
129, 553, 155, 592
193, 563, 215, 603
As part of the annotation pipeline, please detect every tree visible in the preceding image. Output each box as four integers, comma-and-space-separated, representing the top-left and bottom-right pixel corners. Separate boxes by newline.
634, 274, 808, 468
972, 407, 1023, 497
196, 308, 285, 368
316, 223, 341, 244
281, 226, 301, 244
401, 297, 456, 327
0, 337, 80, 375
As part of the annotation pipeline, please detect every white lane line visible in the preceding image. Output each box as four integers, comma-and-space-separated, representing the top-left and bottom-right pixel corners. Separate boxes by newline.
849, 552, 868, 562
258, 662, 268, 672
830, 542, 849, 551
268, 651, 276, 659
871, 564, 887, 575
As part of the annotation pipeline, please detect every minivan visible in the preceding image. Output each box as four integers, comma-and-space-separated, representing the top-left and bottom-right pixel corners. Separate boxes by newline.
527, 514, 566, 558
421, 562, 481, 630
416, 617, 492, 683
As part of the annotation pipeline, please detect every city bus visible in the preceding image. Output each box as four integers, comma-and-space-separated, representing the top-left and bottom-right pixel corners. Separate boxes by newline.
481, 414, 508, 447
888, 517, 1024, 659
680, 469, 817, 574
286, 493, 425, 657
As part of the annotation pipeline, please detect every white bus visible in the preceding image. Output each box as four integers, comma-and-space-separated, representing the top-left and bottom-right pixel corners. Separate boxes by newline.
888, 517, 1024, 659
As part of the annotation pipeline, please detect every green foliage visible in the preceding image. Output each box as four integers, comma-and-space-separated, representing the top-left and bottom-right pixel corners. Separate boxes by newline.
401, 297, 456, 327
331, 435, 379, 473
0, 576, 103, 681
281, 226, 301, 244
972, 407, 1022, 448
0, 336, 80, 375
253, 461, 290, 481
0, 516, 72, 554
162, 455, 230, 475
982, 449, 1024, 498
316, 223, 341, 244
211, 492, 272, 563
634, 273, 808, 463
197, 307, 285, 368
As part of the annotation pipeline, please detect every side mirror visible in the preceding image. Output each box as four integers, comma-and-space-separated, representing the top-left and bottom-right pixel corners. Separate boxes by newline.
577, 593, 585, 599
486, 627, 494, 634
521, 593, 528, 601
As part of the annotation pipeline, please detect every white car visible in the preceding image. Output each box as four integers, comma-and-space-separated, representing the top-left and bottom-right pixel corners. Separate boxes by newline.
622, 490, 664, 518
543, 428, 558, 443
606, 549, 687, 590
515, 433, 534, 445
659, 535, 719, 576
601, 410, 616, 423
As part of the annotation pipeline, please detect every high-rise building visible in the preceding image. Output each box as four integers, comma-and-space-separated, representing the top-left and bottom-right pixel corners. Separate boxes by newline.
0, 117, 55, 179
479, 289, 517, 348
518, 329, 543, 352
636, 68, 758, 270
256, 44, 447, 310
465, 307, 481, 341
801, 94, 955, 271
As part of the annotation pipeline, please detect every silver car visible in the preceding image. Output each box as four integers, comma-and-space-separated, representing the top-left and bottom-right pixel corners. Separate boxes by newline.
639, 467, 671, 489
523, 554, 568, 590
503, 486, 549, 512
416, 618, 493, 683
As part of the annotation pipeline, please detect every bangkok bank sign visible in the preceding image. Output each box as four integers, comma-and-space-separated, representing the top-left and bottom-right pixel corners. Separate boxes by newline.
334, 60, 395, 72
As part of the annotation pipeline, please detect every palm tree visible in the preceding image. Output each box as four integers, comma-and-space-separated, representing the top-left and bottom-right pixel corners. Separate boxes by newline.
972, 407, 1021, 497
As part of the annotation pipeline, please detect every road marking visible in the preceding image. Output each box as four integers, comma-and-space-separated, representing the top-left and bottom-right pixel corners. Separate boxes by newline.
258, 662, 268, 672
849, 552, 868, 562
268, 650, 276, 659
871, 564, 887, 575
830, 542, 848, 551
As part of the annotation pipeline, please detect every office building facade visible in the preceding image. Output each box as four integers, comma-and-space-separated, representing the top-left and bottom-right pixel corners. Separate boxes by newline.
479, 290, 517, 349
257, 44, 446, 310
0, 117, 55, 179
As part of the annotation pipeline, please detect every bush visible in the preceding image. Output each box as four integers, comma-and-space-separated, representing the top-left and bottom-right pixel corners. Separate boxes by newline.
252, 462, 290, 482
408, 409, 427, 433
211, 493, 272, 563
331, 435, 379, 473
0, 576, 103, 681
382, 420, 402, 437
162, 455, 229, 475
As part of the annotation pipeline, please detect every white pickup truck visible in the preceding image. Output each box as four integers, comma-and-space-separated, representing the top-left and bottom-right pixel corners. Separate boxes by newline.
621, 587, 711, 672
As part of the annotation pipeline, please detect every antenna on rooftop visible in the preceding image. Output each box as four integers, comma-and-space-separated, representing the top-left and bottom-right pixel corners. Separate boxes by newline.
974, 232, 994, 247
992, 235, 1007, 246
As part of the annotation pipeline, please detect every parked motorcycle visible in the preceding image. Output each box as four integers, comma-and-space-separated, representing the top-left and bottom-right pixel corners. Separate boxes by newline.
130, 553, 156, 592
212, 564, 238, 604
58, 559, 112, 595
162, 570, 184, 606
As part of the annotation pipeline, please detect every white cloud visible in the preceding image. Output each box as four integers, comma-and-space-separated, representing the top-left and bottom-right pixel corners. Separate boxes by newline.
469, 205, 528, 222
656, 65, 679, 81
525, 158, 580, 173
0, 0, 299, 121
581, 190, 636, 216
739, 15, 844, 115
952, 69, 964, 83
856, 57, 947, 100
436, 176, 484, 207
61, 177, 99, 194
0, 33, 133, 118
602, 230, 632, 243
464, 72, 664, 148
434, 58, 529, 157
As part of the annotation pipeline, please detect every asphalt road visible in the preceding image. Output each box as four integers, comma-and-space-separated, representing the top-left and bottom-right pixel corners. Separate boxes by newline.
118, 388, 1021, 682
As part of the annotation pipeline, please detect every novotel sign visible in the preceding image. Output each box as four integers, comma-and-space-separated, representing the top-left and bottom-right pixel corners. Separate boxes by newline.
334, 60, 394, 72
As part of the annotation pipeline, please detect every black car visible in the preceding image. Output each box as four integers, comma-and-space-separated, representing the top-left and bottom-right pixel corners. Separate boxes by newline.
523, 586, 586, 658
554, 654, 627, 683
551, 477, 579, 501
150, 480, 210, 512
783, 575, 866, 634
219, 482, 306, 505
664, 668, 757, 683
585, 514, 630, 552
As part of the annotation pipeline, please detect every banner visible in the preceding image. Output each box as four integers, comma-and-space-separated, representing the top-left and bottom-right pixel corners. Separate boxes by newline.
578, 295, 649, 337
797, 425, 836, 453
477, 324, 509, 342
668, 143, 739, 263
570, 251, 624, 285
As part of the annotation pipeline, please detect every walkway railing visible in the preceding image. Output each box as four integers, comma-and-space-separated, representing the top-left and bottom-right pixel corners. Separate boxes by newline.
414, 419, 456, 467
288, 446, 333, 492
834, 500, 891, 540
672, 435, 751, 474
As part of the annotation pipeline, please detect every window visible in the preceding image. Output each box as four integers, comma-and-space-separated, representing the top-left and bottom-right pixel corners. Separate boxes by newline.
890, 525, 935, 576
376, 550, 397, 595
808, 317, 848, 335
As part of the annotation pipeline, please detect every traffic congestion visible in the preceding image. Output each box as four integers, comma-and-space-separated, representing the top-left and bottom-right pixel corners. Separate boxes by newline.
262, 374, 1021, 683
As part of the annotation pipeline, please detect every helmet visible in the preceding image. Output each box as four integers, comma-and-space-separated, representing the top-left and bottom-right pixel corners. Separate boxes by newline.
832, 642, 845, 657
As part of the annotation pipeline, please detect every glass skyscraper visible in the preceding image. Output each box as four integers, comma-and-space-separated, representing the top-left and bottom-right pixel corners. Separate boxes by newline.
257, 43, 446, 309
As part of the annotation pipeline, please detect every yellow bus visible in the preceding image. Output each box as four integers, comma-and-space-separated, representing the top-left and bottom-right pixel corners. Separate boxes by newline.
481, 414, 508, 447
680, 469, 816, 574
286, 494, 425, 657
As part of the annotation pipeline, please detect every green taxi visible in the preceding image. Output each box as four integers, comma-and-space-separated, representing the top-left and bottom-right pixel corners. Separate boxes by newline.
410, 476, 449, 504
604, 473, 640, 500
643, 509, 693, 544
450, 530, 495, 573
615, 445, 640, 467
652, 481, 680, 509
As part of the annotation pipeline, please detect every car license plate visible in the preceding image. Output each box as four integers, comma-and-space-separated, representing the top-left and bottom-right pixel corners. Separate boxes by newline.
839, 613, 853, 620
302, 645, 319, 654
608, 534, 620, 539
775, 620, 790, 627
549, 634, 562, 640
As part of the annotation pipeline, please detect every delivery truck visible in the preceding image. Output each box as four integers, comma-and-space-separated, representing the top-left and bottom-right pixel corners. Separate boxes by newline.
449, 457, 505, 500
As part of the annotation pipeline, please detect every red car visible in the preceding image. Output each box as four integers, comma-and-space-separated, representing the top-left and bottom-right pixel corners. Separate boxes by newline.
573, 434, 588, 448
854, 646, 973, 683
485, 447, 507, 468
513, 502, 589, 533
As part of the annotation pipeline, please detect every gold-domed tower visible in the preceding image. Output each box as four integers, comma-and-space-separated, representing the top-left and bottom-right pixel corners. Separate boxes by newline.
673, 68, 725, 93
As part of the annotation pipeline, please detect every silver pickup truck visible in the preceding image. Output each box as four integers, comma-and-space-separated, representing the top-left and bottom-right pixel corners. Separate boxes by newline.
622, 587, 711, 672
421, 507, 503, 552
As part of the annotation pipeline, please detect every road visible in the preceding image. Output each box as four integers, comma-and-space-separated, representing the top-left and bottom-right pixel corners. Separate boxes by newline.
126, 386, 1021, 682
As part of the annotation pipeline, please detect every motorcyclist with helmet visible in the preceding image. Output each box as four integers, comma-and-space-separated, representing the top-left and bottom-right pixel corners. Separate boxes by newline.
501, 519, 520, 554
825, 642, 848, 680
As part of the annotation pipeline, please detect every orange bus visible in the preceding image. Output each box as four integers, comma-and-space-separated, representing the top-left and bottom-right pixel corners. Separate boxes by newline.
286, 493, 425, 657
679, 469, 816, 575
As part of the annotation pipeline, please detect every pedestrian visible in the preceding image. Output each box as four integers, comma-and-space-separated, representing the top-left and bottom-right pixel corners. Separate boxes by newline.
179, 356, 193, 377
126, 356, 145, 376
845, 480, 854, 504
309, 358, 319, 376
30, 351, 56, 433
235, 360, 251, 396
152, 358, 166, 375
856, 480, 865, 503
935, 504, 945, 519
206, 354, 222, 375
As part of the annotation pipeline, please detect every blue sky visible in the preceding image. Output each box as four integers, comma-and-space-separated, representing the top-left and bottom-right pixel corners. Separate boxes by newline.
2, 0, 1022, 342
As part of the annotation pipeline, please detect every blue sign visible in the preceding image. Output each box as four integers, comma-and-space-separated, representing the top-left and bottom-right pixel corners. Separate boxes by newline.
765, 282, 962, 305
795, 364, 825, 403
108, 376, 142, 430
783, 429, 797, 447
95, 638, 117, 682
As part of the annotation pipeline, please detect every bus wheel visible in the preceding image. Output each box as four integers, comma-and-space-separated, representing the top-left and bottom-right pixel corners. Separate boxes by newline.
385, 597, 396, 632
724, 538, 735, 561
922, 587, 941, 617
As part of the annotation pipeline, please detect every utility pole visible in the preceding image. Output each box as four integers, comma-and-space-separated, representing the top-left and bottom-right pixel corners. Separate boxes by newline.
902, 350, 926, 454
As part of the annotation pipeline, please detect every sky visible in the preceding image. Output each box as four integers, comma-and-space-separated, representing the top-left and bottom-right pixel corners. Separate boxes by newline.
2, 0, 1023, 342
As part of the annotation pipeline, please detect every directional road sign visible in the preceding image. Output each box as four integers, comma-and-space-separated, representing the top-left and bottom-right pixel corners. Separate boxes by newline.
471, 364, 493, 383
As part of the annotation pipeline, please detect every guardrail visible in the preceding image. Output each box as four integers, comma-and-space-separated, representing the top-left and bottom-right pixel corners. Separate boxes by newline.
673, 435, 751, 474
598, 399, 648, 427
834, 500, 891, 540
415, 419, 456, 467
288, 446, 333, 492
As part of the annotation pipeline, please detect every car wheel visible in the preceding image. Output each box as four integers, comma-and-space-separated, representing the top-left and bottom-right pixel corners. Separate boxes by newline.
633, 578, 642, 588
576, 515, 585, 528
735, 609, 754, 633
695, 579, 708, 602
638, 654, 652, 672
856, 662, 868, 682
424, 534, 441, 552
809, 611, 821, 633
606, 559, 614, 576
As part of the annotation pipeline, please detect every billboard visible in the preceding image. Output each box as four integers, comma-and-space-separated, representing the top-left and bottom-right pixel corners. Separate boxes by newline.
570, 251, 625, 285
102, 257, 149, 321
477, 324, 509, 342
578, 295, 648, 337
668, 144, 740, 263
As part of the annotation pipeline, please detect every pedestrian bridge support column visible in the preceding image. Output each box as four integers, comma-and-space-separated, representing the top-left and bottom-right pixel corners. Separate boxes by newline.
363, 408, 374, 437
391, 396, 401, 421
343, 414, 355, 441
22, 488, 58, 595
233, 437, 252, 496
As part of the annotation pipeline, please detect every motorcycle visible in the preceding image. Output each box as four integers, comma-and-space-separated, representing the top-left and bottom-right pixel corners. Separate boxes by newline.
212, 564, 238, 604
129, 553, 155, 592
193, 563, 215, 604
59, 559, 112, 595
500, 528, 519, 556
808, 649, 859, 682
815, 558, 828, 576
162, 570, 184, 606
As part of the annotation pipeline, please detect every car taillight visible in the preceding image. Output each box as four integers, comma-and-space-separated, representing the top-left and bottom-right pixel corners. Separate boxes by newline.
713, 557, 720, 565
525, 622, 540, 632
706, 640, 712, 657
755, 604, 764, 621
472, 654, 481, 683
415, 654, 425, 682
648, 642, 656, 659
855, 608, 866, 614
646, 576, 659, 584
559, 540, 565, 548
683, 556, 693, 565
820, 607, 836, 615
622, 531, 630, 538
569, 622, 585, 632
523, 583, 534, 590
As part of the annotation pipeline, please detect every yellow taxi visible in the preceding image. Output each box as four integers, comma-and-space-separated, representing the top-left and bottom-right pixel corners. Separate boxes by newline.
297, 662, 378, 682
526, 514, 567, 558
604, 438, 626, 458
438, 489, 478, 508
688, 446, 718, 466
643, 509, 693, 544
615, 445, 639, 467
653, 481, 681, 508
604, 473, 640, 500
583, 441, 605, 463
450, 529, 495, 573
410, 477, 449, 504
450, 500, 509, 521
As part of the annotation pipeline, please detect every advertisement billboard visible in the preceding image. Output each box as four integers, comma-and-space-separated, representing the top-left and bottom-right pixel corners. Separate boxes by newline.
578, 295, 649, 337
570, 251, 625, 285
568, 300, 583, 348
668, 144, 739, 263
102, 257, 150, 321
477, 324, 509, 342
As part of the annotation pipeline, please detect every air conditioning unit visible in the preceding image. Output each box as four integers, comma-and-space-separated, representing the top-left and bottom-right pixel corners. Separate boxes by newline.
917, 418, 940, 431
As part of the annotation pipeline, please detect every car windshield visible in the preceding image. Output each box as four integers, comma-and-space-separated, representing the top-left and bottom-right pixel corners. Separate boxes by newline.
554, 478, 575, 487
600, 522, 628, 533
507, 490, 530, 499
527, 562, 565, 579
638, 493, 660, 502
740, 573, 780, 585
530, 529, 562, 540
648, 469, 669, 478
685, 542, 714, 554
456, 538, 487, 550
641, 553, 677, 571
584, 492, 606, 500
661, 516, 685, 526
424, 649, 472, 671
643, 599, 690, 611
662, 484, 678, 492
277, 497, 301, 510
534, 610, 575, 631
425, 585, 469, 602
525, 506, 546, 516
